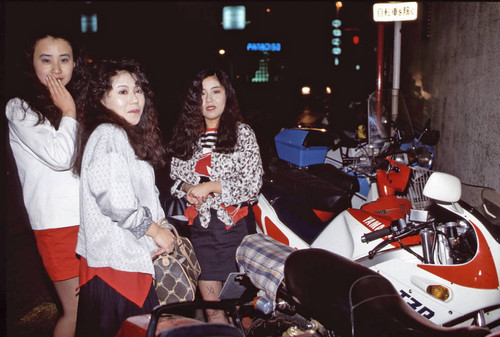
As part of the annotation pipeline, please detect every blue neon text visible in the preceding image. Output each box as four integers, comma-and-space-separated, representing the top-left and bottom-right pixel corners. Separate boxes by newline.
247, 43, 281, 52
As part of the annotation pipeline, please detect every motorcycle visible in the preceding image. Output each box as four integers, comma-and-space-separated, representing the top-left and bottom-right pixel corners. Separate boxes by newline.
235, 232, 493, 337
116, 227, 494, 337
115, 166, 499, 336
252, 155, 500, 334
255, 155, 432, 248
271, 89, 439, 209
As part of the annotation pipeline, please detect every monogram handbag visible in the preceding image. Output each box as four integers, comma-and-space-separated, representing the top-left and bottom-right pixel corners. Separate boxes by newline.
153, 218, 201, 305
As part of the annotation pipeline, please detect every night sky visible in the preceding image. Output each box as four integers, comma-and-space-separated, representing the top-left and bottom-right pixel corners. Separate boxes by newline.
2, 1, 380, 143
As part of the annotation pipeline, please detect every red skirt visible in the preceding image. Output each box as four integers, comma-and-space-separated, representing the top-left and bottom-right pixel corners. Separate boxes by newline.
33, 225, 80, 281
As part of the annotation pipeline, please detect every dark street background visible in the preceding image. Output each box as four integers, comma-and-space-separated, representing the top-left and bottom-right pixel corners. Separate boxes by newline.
2, 1, 381, 336
3, 2, 500, 336
2, 1, 378, 146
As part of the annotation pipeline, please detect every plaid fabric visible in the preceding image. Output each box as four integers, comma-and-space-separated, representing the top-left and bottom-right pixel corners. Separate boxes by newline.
236, 233, 295, 301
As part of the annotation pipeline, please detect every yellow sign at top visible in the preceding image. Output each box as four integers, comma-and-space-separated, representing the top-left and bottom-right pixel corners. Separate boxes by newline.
373, 2, 418, 22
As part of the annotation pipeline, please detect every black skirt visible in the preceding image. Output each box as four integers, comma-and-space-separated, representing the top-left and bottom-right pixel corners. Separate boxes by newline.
190, 206, 256, 281
75, 276, 158, 337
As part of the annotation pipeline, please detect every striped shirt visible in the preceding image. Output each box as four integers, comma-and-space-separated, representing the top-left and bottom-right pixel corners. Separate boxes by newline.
196, 128, 217, 177
200, 128, 217, 154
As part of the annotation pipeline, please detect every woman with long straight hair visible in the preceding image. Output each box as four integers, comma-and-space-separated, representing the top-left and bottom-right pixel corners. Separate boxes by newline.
6, 31, 89, 337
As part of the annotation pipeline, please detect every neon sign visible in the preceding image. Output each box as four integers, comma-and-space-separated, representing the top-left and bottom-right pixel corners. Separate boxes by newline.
223, 6, 246, 30
81, 14, 98, 33
246, 43, 281, 52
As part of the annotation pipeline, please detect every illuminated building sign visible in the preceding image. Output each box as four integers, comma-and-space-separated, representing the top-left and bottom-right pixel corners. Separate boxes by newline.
81, 13, 98, 33
373, 2, 418, 22
246, 42, 281, 52
331, 19, 342, 65
252, 59, 269, 82
223, 6, 246, 30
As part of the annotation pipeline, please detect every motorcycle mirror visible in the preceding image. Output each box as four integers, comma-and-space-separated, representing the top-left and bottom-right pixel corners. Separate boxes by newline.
415, 119, 440, 146
422, 129, 440, 146
481, 188, 500, 225
423, 172, 462, 203
424, 119, 431, 131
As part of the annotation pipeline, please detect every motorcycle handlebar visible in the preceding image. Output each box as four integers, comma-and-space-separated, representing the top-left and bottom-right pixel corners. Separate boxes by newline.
361, 226, 393, 243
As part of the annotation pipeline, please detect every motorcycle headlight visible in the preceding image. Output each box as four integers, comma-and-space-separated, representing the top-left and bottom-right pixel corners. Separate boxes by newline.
392, 153, 409, 165
416, 148, 433, 168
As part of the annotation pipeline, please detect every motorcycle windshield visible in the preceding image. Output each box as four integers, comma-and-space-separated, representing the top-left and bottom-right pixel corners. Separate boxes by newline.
367, 89, 415, 147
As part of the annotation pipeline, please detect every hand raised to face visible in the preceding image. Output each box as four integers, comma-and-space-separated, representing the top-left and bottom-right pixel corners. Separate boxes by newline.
46, 74, 76, 119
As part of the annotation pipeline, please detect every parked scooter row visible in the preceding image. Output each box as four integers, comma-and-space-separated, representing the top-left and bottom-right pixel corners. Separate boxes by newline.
236, 233, 494, 337
253, 89, 499, 333
116, 160, 499, 336
116, 187, 499, 337
115, 89, 499, 336
271, 89, 439, 209
253, 160, 500, 335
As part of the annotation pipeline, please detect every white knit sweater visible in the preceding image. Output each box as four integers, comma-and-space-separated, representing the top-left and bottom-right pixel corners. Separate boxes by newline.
76, 123, 164, 275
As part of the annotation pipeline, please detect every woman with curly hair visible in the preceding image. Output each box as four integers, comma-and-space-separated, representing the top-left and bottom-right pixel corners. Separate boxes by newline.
73, 58, 175, 337
167, 68, 264, 323
5, 31, 88, 337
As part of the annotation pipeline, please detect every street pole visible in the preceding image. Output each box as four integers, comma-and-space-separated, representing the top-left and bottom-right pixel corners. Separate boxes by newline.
373, 1, 418, 142
376, 24, 384, 93
375, 23, 384, 138
392, 21, 402, 123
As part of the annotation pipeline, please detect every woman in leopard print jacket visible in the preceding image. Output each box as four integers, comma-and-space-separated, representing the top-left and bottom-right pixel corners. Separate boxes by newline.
166, 68, 263, 323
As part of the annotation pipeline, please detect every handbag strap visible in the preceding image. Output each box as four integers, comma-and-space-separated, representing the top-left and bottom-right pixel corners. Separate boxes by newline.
158, 218, 182, 245
157, 218, 199, 272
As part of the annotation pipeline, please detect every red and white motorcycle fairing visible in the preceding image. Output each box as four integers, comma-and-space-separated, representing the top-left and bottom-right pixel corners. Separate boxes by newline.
253, 171, 500, 333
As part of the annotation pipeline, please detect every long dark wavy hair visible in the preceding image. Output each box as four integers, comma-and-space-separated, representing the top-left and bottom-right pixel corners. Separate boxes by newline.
73, 58, 166, 174
17, 32, 89, 129
166, 68, 242, 160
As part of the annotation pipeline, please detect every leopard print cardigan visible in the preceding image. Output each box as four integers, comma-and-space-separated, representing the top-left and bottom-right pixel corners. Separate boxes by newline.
170, 123, 264, 228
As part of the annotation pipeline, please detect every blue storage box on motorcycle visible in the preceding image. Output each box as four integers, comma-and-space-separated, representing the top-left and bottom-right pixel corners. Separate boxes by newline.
274, 128, 330, 167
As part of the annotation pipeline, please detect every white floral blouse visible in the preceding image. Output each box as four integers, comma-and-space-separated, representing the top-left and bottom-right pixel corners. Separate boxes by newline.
170, 123, 264, 228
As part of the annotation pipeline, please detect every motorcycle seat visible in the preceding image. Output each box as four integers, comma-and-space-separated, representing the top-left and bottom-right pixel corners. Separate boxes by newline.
306, 163, 360, 196
268, 161, 359, 213
284, 248, 491, 337
261, 181, 332, 244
